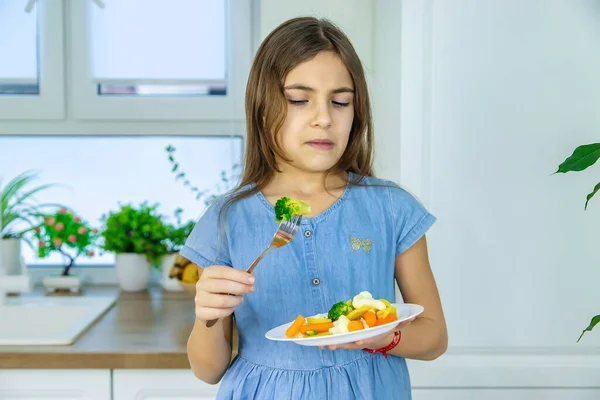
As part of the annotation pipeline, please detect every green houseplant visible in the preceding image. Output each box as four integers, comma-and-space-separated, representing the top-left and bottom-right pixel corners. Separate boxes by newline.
555, 143, 600, 342
165, 144, 241, 206
34, 208, 98, 276
1, 170, 65, 274
33, 208, 98, 293
99, 202, 169, 291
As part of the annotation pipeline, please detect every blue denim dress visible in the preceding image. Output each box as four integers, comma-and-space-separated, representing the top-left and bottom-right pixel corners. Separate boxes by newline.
180, 173, 436, 400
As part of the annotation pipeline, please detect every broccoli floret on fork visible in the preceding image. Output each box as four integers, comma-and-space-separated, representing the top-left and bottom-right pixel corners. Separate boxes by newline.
274, 196, 311, 222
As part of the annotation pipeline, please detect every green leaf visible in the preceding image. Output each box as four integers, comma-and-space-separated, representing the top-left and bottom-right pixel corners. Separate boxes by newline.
555, 143, 600, 173
577, 314, 600, 343
12, 183, 65, 210
584, 182, 600, 209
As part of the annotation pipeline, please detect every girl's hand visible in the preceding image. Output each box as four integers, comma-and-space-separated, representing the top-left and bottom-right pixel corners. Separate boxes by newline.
194, 265, 255, 323
319, 317, 415, 351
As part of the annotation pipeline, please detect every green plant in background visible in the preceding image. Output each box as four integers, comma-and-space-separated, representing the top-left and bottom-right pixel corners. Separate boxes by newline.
164, 207, 195, 254
165, 144, 241, 205
0, 170, 65, 242
555, 143, 600, 342
33, 208, 98, 276
99, 202, 169, 268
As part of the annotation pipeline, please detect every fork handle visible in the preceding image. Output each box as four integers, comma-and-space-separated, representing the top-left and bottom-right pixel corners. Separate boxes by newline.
246, 246, 273, 274
205, 246, 274, 328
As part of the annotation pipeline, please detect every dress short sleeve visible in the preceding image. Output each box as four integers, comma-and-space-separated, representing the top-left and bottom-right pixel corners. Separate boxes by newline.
387, 183, 437, 255
179, 201, 232, 267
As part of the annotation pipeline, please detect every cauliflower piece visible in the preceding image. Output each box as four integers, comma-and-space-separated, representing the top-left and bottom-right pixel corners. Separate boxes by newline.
329, 315, 351, 334
352, 291, 386, 311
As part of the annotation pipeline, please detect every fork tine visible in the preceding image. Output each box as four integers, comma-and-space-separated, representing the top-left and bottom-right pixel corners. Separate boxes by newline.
290, 215, 301, 232
280, 215, 301, 235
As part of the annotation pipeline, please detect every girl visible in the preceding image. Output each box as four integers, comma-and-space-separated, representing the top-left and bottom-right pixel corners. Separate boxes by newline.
181, 16, 447, 399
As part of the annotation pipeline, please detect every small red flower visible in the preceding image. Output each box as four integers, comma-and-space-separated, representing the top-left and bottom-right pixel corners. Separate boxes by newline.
87, 251, 95, 257
74, 217, 81, 223
53, 238, 63, 247
55, 222, 65, 231
68, 234, 77, 243
46, 218, 55, 226
38, 240, 45, 248
59, 208, 68, 215
78, 227, 88, 235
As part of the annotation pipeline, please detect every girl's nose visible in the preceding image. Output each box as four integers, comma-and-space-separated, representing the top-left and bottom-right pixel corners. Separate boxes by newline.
311, 102, 332, 129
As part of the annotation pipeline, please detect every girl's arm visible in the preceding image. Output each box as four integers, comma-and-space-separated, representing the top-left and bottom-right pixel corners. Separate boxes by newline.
388, 235, 448, 360
187, 265, 252, 384
187, 314, 234, 384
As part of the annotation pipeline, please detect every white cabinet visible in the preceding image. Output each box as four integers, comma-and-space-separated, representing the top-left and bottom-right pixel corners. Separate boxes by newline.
413, 389, 600, 400
112, 370, 219, 400
0, 370, 110, 400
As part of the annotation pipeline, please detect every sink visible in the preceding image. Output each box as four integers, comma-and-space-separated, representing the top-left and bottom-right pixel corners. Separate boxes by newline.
0, 295, 117, 345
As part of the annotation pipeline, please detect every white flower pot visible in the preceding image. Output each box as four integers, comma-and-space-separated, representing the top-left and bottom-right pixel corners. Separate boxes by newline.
114, 253, 151, 292
0, 238, 21, 276
42, 274, 82, 294
160, 253, 183, 291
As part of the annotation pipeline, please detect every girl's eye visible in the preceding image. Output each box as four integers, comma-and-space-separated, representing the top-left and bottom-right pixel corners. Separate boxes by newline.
287, 99, 307, 105
333, 101, 350, 107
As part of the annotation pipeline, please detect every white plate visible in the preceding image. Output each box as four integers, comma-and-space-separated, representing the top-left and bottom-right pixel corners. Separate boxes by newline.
265, 303, 424, 346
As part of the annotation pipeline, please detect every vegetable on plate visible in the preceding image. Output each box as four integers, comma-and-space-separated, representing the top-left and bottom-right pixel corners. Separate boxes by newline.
285, 291, 399, 338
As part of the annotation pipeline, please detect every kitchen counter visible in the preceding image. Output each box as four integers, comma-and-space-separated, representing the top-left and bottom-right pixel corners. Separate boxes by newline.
0, 285, 238, 369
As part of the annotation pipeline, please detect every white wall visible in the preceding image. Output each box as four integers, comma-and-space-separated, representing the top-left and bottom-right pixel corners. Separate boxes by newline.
258, 0, 374, 74
389, 0, 600, 398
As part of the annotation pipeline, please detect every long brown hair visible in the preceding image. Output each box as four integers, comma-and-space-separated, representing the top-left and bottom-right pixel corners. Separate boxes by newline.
218, 16, 376, 225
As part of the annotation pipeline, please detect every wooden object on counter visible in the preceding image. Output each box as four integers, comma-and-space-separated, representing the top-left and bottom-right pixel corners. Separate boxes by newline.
0, 286, 239, 369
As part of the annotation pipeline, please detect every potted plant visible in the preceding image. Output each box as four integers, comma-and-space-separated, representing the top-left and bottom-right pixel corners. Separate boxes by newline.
160, 207, 195, 291
0, 170, 65, 275
99, 202, 169, 292
555, 143, 600, 342
33, 208, 98, 293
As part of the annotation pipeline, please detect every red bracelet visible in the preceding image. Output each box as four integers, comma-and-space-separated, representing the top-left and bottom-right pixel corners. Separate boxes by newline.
363, 331, 401, 358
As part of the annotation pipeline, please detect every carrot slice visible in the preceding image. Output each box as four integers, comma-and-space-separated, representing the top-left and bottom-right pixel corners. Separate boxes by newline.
348, 320, 364, 331
300, 322, 334, 334
363, 311, 377, 327
374, 313, 398, 326
285, 315, 305, 338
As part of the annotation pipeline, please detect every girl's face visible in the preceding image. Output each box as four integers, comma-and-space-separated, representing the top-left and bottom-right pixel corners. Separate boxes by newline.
276, 51, 355, 174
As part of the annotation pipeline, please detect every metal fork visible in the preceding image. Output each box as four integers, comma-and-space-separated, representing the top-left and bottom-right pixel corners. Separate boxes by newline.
205, 215, 303, 328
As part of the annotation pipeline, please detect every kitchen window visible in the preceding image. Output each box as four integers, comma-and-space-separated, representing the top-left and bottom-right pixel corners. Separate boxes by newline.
0, 0, 251, 121
0, 0, 65, 119
70, 0, 251, 120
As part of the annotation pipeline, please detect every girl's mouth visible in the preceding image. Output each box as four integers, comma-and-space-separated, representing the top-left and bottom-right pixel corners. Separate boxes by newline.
306, 139, 334, 151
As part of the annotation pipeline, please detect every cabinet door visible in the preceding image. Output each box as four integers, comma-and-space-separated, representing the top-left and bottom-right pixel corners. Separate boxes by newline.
413, 389, 600, 400
113, 370, 219, 400
0, 370, 110, 400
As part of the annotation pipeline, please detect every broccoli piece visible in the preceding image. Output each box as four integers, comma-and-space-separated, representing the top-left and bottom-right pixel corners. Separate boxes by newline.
305, 330, 317, 336
327, 301, 349, 321
274, 196, 311, 222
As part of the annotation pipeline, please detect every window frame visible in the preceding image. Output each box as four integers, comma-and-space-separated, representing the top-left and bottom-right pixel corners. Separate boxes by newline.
0, 0, 65, 120
68, 0, 252, 121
